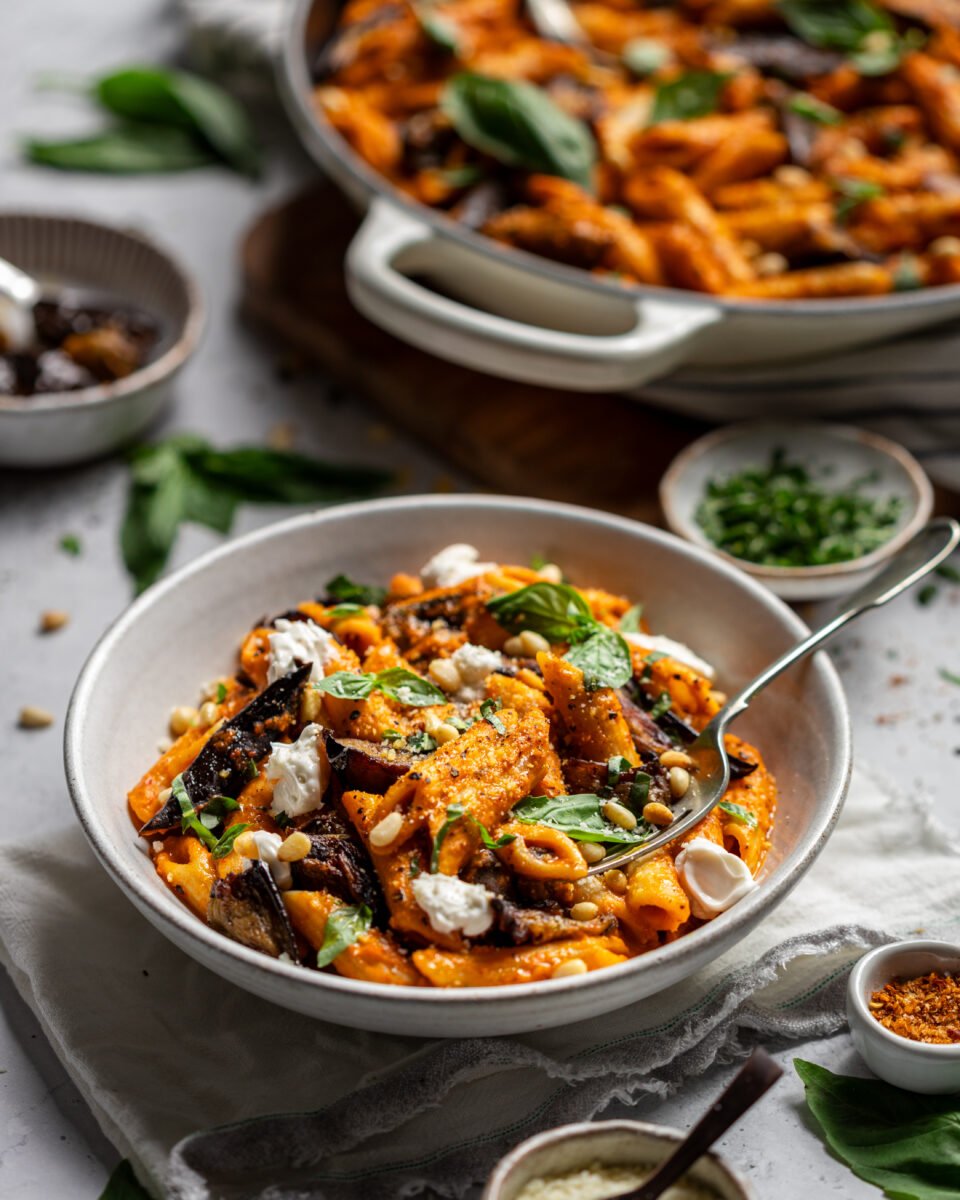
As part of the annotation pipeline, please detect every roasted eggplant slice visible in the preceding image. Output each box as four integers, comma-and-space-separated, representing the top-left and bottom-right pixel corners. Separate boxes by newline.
208, 862, 300, 961
141, 664, 310, 835
563, 756, 673, 810
492, 898, 615, 945
291, 832, 383, 914
323, 731, 416, 794
617, 686, 672, 755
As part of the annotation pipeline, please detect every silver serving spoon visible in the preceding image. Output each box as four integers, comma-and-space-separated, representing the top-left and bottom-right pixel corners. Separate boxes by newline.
0, 254, 42, 351
589, 517, 960, 877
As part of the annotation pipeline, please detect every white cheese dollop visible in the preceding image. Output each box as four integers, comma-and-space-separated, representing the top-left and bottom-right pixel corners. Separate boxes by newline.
420, 543, 497, 589
412, 872, 495, 937
624, 633, 716, 680
266, 723, 326, 819
242, 830, 292, 890
675, 837, 757, 919
450, 642, 503, 702
267, 618, 339, 684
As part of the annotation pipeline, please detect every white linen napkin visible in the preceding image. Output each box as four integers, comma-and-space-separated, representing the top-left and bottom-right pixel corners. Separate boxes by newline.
1, 766, 957, 1200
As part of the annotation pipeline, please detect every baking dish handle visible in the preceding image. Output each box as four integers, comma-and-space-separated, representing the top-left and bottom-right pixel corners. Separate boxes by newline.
346, 198, 722, 392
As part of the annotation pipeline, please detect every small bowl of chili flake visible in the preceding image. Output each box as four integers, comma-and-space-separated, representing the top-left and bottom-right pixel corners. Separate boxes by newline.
847, 941, 960, 1095
660, 422, 933, 601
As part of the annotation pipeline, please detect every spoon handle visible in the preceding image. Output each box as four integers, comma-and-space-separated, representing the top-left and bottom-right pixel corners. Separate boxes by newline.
618, 1049, 784, 1200
0, 255, 41, 308
717, 518, 959, 729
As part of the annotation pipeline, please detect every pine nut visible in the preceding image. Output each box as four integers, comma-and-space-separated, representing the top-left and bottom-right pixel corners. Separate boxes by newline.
538, 563, 563, 583
158, 787, 173, 804
197, 701, 220, 729
602, 799, 638, 831
755, 252, 788, 277
603, 869, 628, 895
552, 957, 588, 978
709, 690, 728, 707
519, 630, 551, 655
428, 657, 463, 693
774, 165, 811, 188
39, 609, 69, 633
277, 830, 312, 862
931, 236, 960, 256
570, 901, 599, 921
424, 710, 444, 735
18, 705, 54, 729
169, 705, 198, 737
643, 801, 675, 827
659, 749, 694, 769
369, 810, 404, 848
669, 766, 691, 798
503, 635, 525, 656
301, 685, 323, 723
234, 830, 260, 859
433, 722, 460, 745
581, 842, 606, 864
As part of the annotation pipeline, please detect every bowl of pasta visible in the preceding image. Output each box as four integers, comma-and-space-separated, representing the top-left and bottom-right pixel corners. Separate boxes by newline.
65, 495, 850, 1035
279, 0, 960, 394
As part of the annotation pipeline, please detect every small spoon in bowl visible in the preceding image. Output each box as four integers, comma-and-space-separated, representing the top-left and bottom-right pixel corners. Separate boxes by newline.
0, 254, 42, 351
611, 1048, 783, 1200
588, 517, 960, 877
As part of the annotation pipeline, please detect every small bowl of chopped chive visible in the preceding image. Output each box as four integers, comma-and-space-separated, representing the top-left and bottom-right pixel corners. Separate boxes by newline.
660, 422, 933, 600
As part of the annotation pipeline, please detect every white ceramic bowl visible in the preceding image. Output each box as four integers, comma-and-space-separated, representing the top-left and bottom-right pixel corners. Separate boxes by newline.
847, 940, 960, 1094
660, 422, 933, 600
65, 495, 850, 1036
483, 1119, 751, 1200
0, 213, 203, 468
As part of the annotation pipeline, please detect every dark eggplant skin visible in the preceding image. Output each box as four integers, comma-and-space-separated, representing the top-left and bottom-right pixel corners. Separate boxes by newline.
140, 664, 310, 836
323, 730, 415, 795
208, 862, 300, 961
291, 832, 383, 915
714, 34, 843, 82
491, 898, 615, 946
563, 756, 674, 809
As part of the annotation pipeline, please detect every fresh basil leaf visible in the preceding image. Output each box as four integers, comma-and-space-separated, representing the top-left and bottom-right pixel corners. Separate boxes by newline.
172, 773, 217, 850
480, 697, 506, 734
512, 793, 652, 844
216, 682, 228, 703
406, 730, 439, 753
59, 533, 83, 556
316, 903, 373, 968
325, 573, 387, 606
382, 728, 403, 743
409, 852, 422, 878
375, 667, 447, 707
607, 755, 633, 788
788, 92, 842, 125
629, 772, 651, 807
99, 1158, 152, 1200
644, 651, 669, 663
487, 581, 593, 640
193, 447, 392, 505
416, 5, 461, 53
204, 795, 241, 819
623, 38, 671, 77
564, 625, 633, 690
95, 67, 261, 176
312, 672, 377, 701
431, 802, 514, 870
650, 71, 729, 125
777, 0, 893, 51
893, 254, 924, 292
795, 1058, 960, 1199
834, 177, 886, 223
619, 603, 643, 633
649, 691, 673, 721
25, 123, 215, 173
441, 72, 596, 191
940, 668, 960, 686
936, 563, 960, 584
718, 800, 758, 828
212, 822, 251, 859
327, 603, 366, 618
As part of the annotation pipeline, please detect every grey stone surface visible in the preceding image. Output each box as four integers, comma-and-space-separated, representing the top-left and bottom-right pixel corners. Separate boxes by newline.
2, 1, 959, 1194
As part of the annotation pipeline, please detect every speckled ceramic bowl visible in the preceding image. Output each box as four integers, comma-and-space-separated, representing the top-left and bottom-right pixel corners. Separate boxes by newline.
847, 941, 960, 1094
65, 496, 850, 1035
0, 213, 203, 468
660, 422, 933, 601
483, 1120, 752, 1200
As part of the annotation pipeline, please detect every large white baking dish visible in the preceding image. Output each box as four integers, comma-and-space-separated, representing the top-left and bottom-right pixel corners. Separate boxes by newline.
278, 0, 960, 394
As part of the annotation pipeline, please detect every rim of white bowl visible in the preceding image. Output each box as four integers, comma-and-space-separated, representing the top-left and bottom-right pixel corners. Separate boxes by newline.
0, 211, 204, 417
848, 940, 960, 1057
659, 421, 934, 582
64, 494, 852, 1010
483, 1119, 752, 1200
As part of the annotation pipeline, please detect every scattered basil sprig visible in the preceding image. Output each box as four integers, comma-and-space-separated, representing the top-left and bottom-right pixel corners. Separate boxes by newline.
796, 1058, 960, 1198
171, 774, 250, 857
316, 904, 373, 968
59, 533, 83, 556
487, 582, 632, 690
787, 92, 842, 125
431, 802, 516, 871
324, 573, 387, 606
649, 71, 730, 125
718, 800, 758, 828
834, 176, 886, 223
619, 603, 643, 633
512, 793, 653, 845
940, 668, 960, 687
441, 72, 597, 191
777, 0, 923, 76
122, 435, 391, 594
415, 4, 461, 54
313, 667, 446, 707
26, 65, 260, 175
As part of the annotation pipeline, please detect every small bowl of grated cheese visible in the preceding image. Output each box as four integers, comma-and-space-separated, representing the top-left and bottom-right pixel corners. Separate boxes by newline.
483, 1120, 751, 1200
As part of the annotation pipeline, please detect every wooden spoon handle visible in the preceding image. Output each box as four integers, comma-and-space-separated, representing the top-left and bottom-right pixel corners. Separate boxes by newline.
621, 1048, 783, 1200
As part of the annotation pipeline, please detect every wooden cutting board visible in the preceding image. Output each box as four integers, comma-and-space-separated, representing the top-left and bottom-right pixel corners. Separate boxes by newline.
239, 182, 706, 523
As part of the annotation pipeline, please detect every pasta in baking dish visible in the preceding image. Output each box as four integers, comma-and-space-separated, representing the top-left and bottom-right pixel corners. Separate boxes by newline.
129, 546, 777, 988
312, 0, 960, 299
